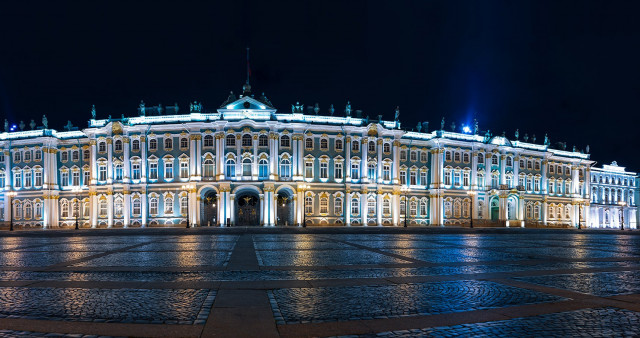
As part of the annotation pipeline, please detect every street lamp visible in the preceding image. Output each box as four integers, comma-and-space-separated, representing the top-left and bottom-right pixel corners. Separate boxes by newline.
181, 184, 193, 228
6, 191, 17, 231
467, 190, 477, 228
619, 201, 627, 230
401, 186, 409, 227
72, 187, 82, 230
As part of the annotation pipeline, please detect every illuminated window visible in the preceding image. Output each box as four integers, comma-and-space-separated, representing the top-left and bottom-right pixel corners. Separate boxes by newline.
258, 135, 268, 147
226, 134, 236, 147
242, 134, 252, 147
180, 137, 189, 149
280, 135, 290, 147
334, 197, 343, 215
204, 135, 214, 147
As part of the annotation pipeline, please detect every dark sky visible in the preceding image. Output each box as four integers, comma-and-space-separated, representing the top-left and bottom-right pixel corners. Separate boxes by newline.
1, 1, 639, 170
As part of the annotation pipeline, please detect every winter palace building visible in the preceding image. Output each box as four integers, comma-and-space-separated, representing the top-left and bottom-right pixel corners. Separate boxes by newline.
0, 84, 638, 229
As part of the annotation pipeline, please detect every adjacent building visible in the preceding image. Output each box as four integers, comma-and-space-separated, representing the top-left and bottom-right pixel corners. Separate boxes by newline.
0, 84, 637, 228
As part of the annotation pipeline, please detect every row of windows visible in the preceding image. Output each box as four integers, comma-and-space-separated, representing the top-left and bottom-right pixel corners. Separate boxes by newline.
592, 174, 636, 187
303, 195, 428, 217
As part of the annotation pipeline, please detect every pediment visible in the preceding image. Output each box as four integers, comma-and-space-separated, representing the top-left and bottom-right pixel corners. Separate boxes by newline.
219, 96, 273, 111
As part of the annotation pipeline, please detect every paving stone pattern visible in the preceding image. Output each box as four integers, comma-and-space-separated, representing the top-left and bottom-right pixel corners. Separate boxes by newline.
363, 307, 640, 337
270, 280, 565, 324
0, 230, 638, 337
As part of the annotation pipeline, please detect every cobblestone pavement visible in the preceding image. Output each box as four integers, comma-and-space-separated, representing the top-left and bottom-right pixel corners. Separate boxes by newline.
0, 229, 637, 337
358, 307, 640, 337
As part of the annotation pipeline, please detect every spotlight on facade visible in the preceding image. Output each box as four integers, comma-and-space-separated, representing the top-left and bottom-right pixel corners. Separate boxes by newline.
462, 126, 471, 134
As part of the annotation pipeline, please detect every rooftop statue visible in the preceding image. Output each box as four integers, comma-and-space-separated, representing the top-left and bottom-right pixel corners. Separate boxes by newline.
19, 121, 25, 131
544, 134, 550, 146
524, 133, 529, 142
422, 121, 429, 132
4, 119, 8, 132
345, 101, 352, 117
174, 102, 179, 113
440, 117, 445, 130
64, 121, 73, 132
328, 104, 335, 116
91, 105, 96, 119
416, 122, 422, 132
586, 144, 590, 153
474, 119, 478, 134
157, 103, 163, 115
394, 106, 400, 121
29, 120, 36, 130
450, 122, 456, 132
515, 129, 519, 140
139, 100, 146, 116
42, 115, 48, 129
190, 101, 202, 113
314, 103, 320, 115
532, 134, 537, 143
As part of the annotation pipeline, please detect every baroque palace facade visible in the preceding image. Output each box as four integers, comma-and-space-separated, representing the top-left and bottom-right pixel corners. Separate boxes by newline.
0, 85, 638, 229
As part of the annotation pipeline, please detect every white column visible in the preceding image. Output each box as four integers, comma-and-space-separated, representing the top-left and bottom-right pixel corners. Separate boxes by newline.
345, 136, 352, 183
392, 140, 399, 184
107, 139, 113, 184
252, 135, 258, 180
216, 134, 223, 180
229, 193, 235, 225
571, 165, 580, 195
298, 136, 304, 180
500, 154, 506, 185
140, 136, 147, 183
90, 141, 97, 184
377, 139, 383, 183
107, 191, 113, 227
361, 137, 368, 182
235, 136, 241, 180
361, 191, 368, 225
541, 160, 548, 194
141, 190, 147, 227
90, 191, 97, 228
542, 200, 548, 225
190, 135, 197, 178
518, 195, 525, 227
123, 137, 131, 183
484, 153, 492, 189
392, 192, 399, 226
290, 134, 297, 180
260, 194, 266, 226
376, 192, 383, 226
471, 151, 478, 189
345, 191, 352, 226
513, 155, 520, 187
123, 190, 130, 227
196, 135, 202, 180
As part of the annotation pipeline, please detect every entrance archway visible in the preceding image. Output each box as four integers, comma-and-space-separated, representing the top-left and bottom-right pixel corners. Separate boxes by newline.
201, 191, 218, 226
235, 191, 260, 226
276, 190, 294, 226
490, 198, 499, 221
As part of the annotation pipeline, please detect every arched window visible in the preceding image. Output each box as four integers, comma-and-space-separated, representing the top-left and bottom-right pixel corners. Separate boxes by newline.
99, 199, 107, 217
131, 139, 140, 151
180, 137, 188, 149
478, 201, 484, 218
420, 199, 427, 216
506, 156, 512, 166
383, 198, 391, 215
351, 198, 359, 215
383, 143, 390, 153
463, 153, 470, 163
368, 141, 375, 152
305, 138, 313, 149
242, 134, 252, 147
305, 196, 313, 214
368, 162, 376, 180
149, 197, 158, 215
409, 200, 417, 217
320, 138, 328, 150
61, 201, 69, 218
165, 197, 174, 214
320, 196, 329, 214
334, 197, 343, 215
491, 154, 499, 165
132, 198, 141, 216
164, 138, 172, 149
204, 135, 214, 147
258, 134, 268, 147
259, 159, 269, 179
98, 142, 106, 153
444, 201, 452, 218
114, 197, 123, 216
280, 135, 290, 147
83, 149, 90, 160
24, 203, 32, 219
242, 158, 252, 177
180, 197, 188, 215
534, 204, 540, 219
114, 139, 123, 152
280, 158, 291, 179
453, 200, 461, 218
202, 159, 214, 179
149, 139, 157, 151
226, 134, 236, 147
454, 152, 461, 162
35, 202, 43, 219
352, 140, 359, 152
335, 139, 343, 151
225, 158, 236, 178
526, 204, 533, 219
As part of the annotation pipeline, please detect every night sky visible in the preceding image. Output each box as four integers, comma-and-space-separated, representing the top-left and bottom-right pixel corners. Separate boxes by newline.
1, 1, 639, 169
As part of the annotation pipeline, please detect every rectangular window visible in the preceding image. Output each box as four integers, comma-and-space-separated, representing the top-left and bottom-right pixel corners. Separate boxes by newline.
149, 199, 158, 215
305, 162, 313, 179
420, 171, 427, 185
24, 171, 32, 188
351, 163, 359, 180
410, 171, 417, 185
400, 150, 407, 161
61, 172, 69, 186
334, 198, 343, 215
83, 170, 90, 185
181, 197, 188, 214
400, 171, 407, 185
35, 171, 42, 187
383, 165, 391, 181
420, 152, 427, 162
463, 172, 470, 187
320, 162, 328, 179
180, 138, 188, 149
180, 161, 189, 179
72, 171, 80, 186
444, 171, 451, 185
149, 162, 158, 180
165, 162, 173, 180
320, 198, 328, 214
132, 163, 140, 180
35, 150, 42, 161
334, 162, 343, 180
72, 151, 79, 162
410, 151, 417, 162
24, 151, 31, 162
61, 151, 68, 162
